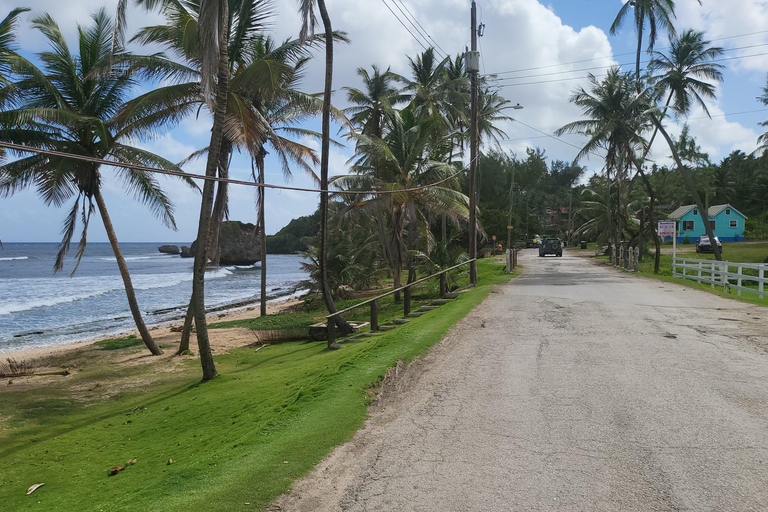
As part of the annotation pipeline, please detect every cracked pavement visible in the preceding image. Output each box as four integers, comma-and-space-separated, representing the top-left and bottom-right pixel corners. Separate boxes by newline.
271, 250, 768, 511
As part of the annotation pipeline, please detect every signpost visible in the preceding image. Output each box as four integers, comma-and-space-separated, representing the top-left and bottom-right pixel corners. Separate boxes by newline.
658, 221, 676, 262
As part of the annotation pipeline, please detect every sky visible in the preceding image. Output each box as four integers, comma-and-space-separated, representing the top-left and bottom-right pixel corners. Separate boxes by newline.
1, 0, 767, 244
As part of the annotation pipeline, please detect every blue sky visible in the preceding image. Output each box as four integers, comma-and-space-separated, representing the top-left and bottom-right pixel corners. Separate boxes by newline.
1, 0, 767, 244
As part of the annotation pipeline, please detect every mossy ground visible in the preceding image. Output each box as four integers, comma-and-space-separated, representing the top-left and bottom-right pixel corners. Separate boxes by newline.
0, 258, 515, 511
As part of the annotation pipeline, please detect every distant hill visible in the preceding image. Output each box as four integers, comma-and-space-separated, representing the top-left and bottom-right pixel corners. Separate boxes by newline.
266, 211, 320, 254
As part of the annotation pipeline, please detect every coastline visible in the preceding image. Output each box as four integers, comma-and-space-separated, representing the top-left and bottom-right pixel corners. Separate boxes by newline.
1, 295, 304, 363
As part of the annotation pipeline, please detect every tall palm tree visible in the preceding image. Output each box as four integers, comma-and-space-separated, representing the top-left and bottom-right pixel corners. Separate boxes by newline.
0, 10, 191, 356
610, 0, 678, 81
556, 68, 652, 248
343, 65, 406, 296
298, 0, 354, 344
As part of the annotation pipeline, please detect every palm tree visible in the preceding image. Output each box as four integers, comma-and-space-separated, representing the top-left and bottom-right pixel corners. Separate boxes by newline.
343, 65, 406, 296
0, 7, 29, 167
646, 29, 725, 259
339, 107, 470, 296
610, 0, 678, 81
0, 8, 27, 85
343, 65, 406, 139
298, 0, 354, 344
0, 10, 191, 356
556, 68, 652, 248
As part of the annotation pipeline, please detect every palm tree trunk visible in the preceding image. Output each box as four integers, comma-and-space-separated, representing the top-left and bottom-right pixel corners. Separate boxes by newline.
650, 113, 723, 260
256, 155, 267, 317
633, 159, 661, 273
93, 187, 163, 356
178, 296, 194, 354
317, 0, 352, 344
190, 1, 230, 380
180, 136, 232, 355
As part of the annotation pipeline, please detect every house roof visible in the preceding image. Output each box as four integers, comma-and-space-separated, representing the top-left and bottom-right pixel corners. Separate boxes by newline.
668, 205, 694, 219
668, 204, 748, 220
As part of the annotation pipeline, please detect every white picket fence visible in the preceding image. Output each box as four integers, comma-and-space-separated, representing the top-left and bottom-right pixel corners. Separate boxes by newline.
673, 257, 768, 299
610, 244, 640, 272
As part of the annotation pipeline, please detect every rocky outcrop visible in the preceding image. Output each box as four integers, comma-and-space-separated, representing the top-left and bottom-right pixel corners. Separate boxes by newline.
180, 221, 261, 265
158, 244, 180, 255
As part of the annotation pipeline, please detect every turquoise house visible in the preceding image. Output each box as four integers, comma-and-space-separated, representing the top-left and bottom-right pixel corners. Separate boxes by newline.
668, 204, 747, 242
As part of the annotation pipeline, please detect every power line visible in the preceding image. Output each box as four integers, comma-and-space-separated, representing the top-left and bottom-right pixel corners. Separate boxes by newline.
379, 0, 430, 53
390, 0, 449, 59
489, 30, 768, 77
491, 50, 768, 88
0, 142, 466, 196
489, 43, 768, 83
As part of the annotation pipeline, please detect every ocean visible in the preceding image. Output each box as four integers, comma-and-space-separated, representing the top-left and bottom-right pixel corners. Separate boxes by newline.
0, 243, 307, 354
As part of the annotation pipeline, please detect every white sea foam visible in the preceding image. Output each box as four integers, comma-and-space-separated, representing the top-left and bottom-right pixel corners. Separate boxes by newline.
0, 283, 119, 315
0, 256, 29, 261
99, 256, 157, 262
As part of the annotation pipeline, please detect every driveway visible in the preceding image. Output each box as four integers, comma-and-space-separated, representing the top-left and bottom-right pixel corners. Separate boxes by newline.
272, 249, 768, 511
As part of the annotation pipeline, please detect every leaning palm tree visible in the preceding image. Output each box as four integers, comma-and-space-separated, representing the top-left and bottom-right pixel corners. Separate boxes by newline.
0, 10, 192, 356
646, 29, 725, 260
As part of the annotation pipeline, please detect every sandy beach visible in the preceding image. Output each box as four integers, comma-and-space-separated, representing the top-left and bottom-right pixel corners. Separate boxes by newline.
1, 296, 304, 365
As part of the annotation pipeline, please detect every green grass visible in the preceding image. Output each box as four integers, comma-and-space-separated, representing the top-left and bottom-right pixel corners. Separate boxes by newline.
93, 335, 143, 351
0, 259, 514, 512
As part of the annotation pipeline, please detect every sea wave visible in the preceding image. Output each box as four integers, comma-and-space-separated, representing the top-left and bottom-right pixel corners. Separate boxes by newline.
0, 256, 29, 261
0, 287, 117, 316
99, 256, 157, 262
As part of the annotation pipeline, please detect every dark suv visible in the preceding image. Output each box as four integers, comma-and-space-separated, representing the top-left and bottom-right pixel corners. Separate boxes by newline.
539, 238, 563, 257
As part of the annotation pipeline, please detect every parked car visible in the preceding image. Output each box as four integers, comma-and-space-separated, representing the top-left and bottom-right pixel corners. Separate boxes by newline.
539, 238, 563, 257
696, 235, 722, 253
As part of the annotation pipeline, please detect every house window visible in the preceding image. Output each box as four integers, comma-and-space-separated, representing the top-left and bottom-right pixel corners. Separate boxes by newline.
709, 220, 716, 229
693, 209, 698, 215
730, 220, 737, 228
726, 208, 731, 215
682, 220, 694, 231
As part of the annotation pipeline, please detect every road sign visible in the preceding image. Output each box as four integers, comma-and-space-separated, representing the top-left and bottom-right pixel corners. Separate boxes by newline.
658, 221, 675, 238
507, 225, 513, 230
492, 235, 497, 241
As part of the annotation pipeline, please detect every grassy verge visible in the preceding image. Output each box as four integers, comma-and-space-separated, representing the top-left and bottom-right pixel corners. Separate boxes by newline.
633, 242, 768, 306
0, 258, 514, 512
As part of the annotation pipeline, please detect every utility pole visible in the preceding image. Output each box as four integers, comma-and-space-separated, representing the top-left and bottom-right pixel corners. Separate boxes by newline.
467, 1, 479, 285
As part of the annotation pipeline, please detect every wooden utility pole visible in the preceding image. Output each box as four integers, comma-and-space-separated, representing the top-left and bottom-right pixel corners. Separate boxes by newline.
468, 1, 479, 285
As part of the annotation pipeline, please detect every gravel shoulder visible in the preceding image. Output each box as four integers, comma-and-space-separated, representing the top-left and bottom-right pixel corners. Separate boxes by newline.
271, 250, 768, 511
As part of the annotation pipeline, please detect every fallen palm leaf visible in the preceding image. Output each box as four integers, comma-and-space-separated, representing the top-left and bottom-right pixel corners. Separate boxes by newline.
26, 483, 45, 495
1, 359, 69, 378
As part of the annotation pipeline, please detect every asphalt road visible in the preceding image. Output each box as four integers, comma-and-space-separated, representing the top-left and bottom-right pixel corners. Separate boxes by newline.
272, 250, 768, 511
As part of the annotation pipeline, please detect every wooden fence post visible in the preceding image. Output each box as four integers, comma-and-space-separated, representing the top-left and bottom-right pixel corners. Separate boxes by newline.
404, 285, 411, 317
370, 299, 378, 331
737, 265, 743, 296
327, 315, 336, 344
760, 268, 765, 299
